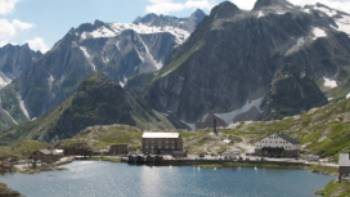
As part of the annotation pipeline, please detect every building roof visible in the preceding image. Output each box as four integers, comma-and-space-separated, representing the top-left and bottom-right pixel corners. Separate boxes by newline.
255, 133, 299, 150
38, 149, 64, 155
339, 153, 350, 167
260, 134, 299, 145
142, 132, 180, 139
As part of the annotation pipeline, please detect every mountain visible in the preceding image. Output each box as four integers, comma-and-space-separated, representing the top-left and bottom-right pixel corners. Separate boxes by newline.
147, 0, 350, 127
0, 44, 42, 83
0, 74, 175, 142
0, 44, 42, 130
6, 11, 206, 122
224, 95, 350, 158
134, 9, 206, 33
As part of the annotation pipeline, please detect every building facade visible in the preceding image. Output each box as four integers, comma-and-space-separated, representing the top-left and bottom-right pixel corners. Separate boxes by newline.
255, 134, 299, 158
142, 132, 183, 156
339, 153, 350, 182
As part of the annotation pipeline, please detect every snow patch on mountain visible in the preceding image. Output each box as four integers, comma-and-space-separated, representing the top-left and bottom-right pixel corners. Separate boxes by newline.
286, 37, 306, 56
48, 74, 55, 91
312, 5, 338, 17
312, 27, 327, 40
346, 92, 350, 99
0, 72, 11, 89
79, 46, 91, 59
1, 108, 18, 125
215, 97, 263, 124
307, 4, 350, 36
17, 93, 31, 119
79, 46, 96, 71
323, 77, 338, 88
334, 16, 350, 36
257, 11, 265, 18
81, 23, 190, 45
119, 77, 128, 88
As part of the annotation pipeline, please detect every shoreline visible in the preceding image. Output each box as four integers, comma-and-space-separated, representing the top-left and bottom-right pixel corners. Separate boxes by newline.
1, 157, 338, 197
4, 156, 339, 177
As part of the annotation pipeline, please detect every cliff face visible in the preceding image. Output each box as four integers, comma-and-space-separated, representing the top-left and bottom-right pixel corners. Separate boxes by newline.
147, 0, 350, 126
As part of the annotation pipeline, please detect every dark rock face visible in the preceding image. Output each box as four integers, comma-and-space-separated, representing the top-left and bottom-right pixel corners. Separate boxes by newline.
262, 66, 328, 119
210, 1, 241, 19
0, 44, 42, 80
46, 74, 135, 139
253, 0, 292, 10
0, 183, 23, 197
0, 44, 42, 130
16, 11, 206, 119
134, 9, 206, 32
148, 1, 350, 125
44, 74, 169, 140
196, 113, 227, 129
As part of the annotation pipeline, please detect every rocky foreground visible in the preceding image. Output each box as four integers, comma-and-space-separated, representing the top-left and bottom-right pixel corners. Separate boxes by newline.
0, 183, 23, 197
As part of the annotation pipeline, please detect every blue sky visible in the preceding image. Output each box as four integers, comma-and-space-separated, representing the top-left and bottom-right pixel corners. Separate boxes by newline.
1, 0, 350, 53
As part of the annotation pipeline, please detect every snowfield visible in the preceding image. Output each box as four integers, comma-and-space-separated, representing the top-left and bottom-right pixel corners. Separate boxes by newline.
81, 23, 190, 45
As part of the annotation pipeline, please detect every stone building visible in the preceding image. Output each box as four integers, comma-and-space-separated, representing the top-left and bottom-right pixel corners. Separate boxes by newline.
254, 134, 300, 158
339, 153, 350, 182
142, 132, 184, 156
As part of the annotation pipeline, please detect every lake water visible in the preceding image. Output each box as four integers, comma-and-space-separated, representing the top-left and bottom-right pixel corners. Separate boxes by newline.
0, 161, 334, 197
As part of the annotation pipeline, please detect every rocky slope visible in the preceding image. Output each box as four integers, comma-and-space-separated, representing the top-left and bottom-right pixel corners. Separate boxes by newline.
0, 44, 42, 130
0, 44, 42, 84
0, 74, 175, 142
147, 0, 350, 127
0, 183, 23, 197
9, 11, 205, 122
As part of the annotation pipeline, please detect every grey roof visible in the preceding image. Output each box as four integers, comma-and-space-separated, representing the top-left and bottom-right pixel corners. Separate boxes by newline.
277, 134, 299, 145
261, 133, 298, 145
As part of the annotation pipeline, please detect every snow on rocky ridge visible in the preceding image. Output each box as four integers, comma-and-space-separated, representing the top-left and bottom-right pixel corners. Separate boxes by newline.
306, 3, 350, 36
323, 77, 338, 89
312, 27, 327, 40
0, 72, 11, 89
81, 23, 190, 45
215, 97, 264, 124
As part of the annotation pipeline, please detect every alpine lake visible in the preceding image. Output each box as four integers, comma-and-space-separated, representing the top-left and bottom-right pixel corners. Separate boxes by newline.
0, 161, 334, 197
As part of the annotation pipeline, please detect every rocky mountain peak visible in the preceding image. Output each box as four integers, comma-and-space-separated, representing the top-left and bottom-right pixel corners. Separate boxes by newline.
210, 1, 240, 19
190, 9, 206, 23
253, 0, 293, 10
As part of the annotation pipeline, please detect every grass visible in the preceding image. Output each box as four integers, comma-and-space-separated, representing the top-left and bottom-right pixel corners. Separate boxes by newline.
156, 40, 205, 79
316, 180, 350, 197
0, 140, 48, 159
306, 165, 338, 176
61, 125, 143, 152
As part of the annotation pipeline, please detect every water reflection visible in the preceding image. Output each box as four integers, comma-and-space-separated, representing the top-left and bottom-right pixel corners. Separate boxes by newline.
0, 161, 334, 197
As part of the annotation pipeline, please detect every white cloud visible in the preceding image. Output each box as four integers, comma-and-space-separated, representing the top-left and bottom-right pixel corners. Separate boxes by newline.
146, 0, 215, 14
0, 0, 16, 15
0, 19, 33, 40
27, 37, 49, 53
146, 0, 350, 15
230, 0, 256, 10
